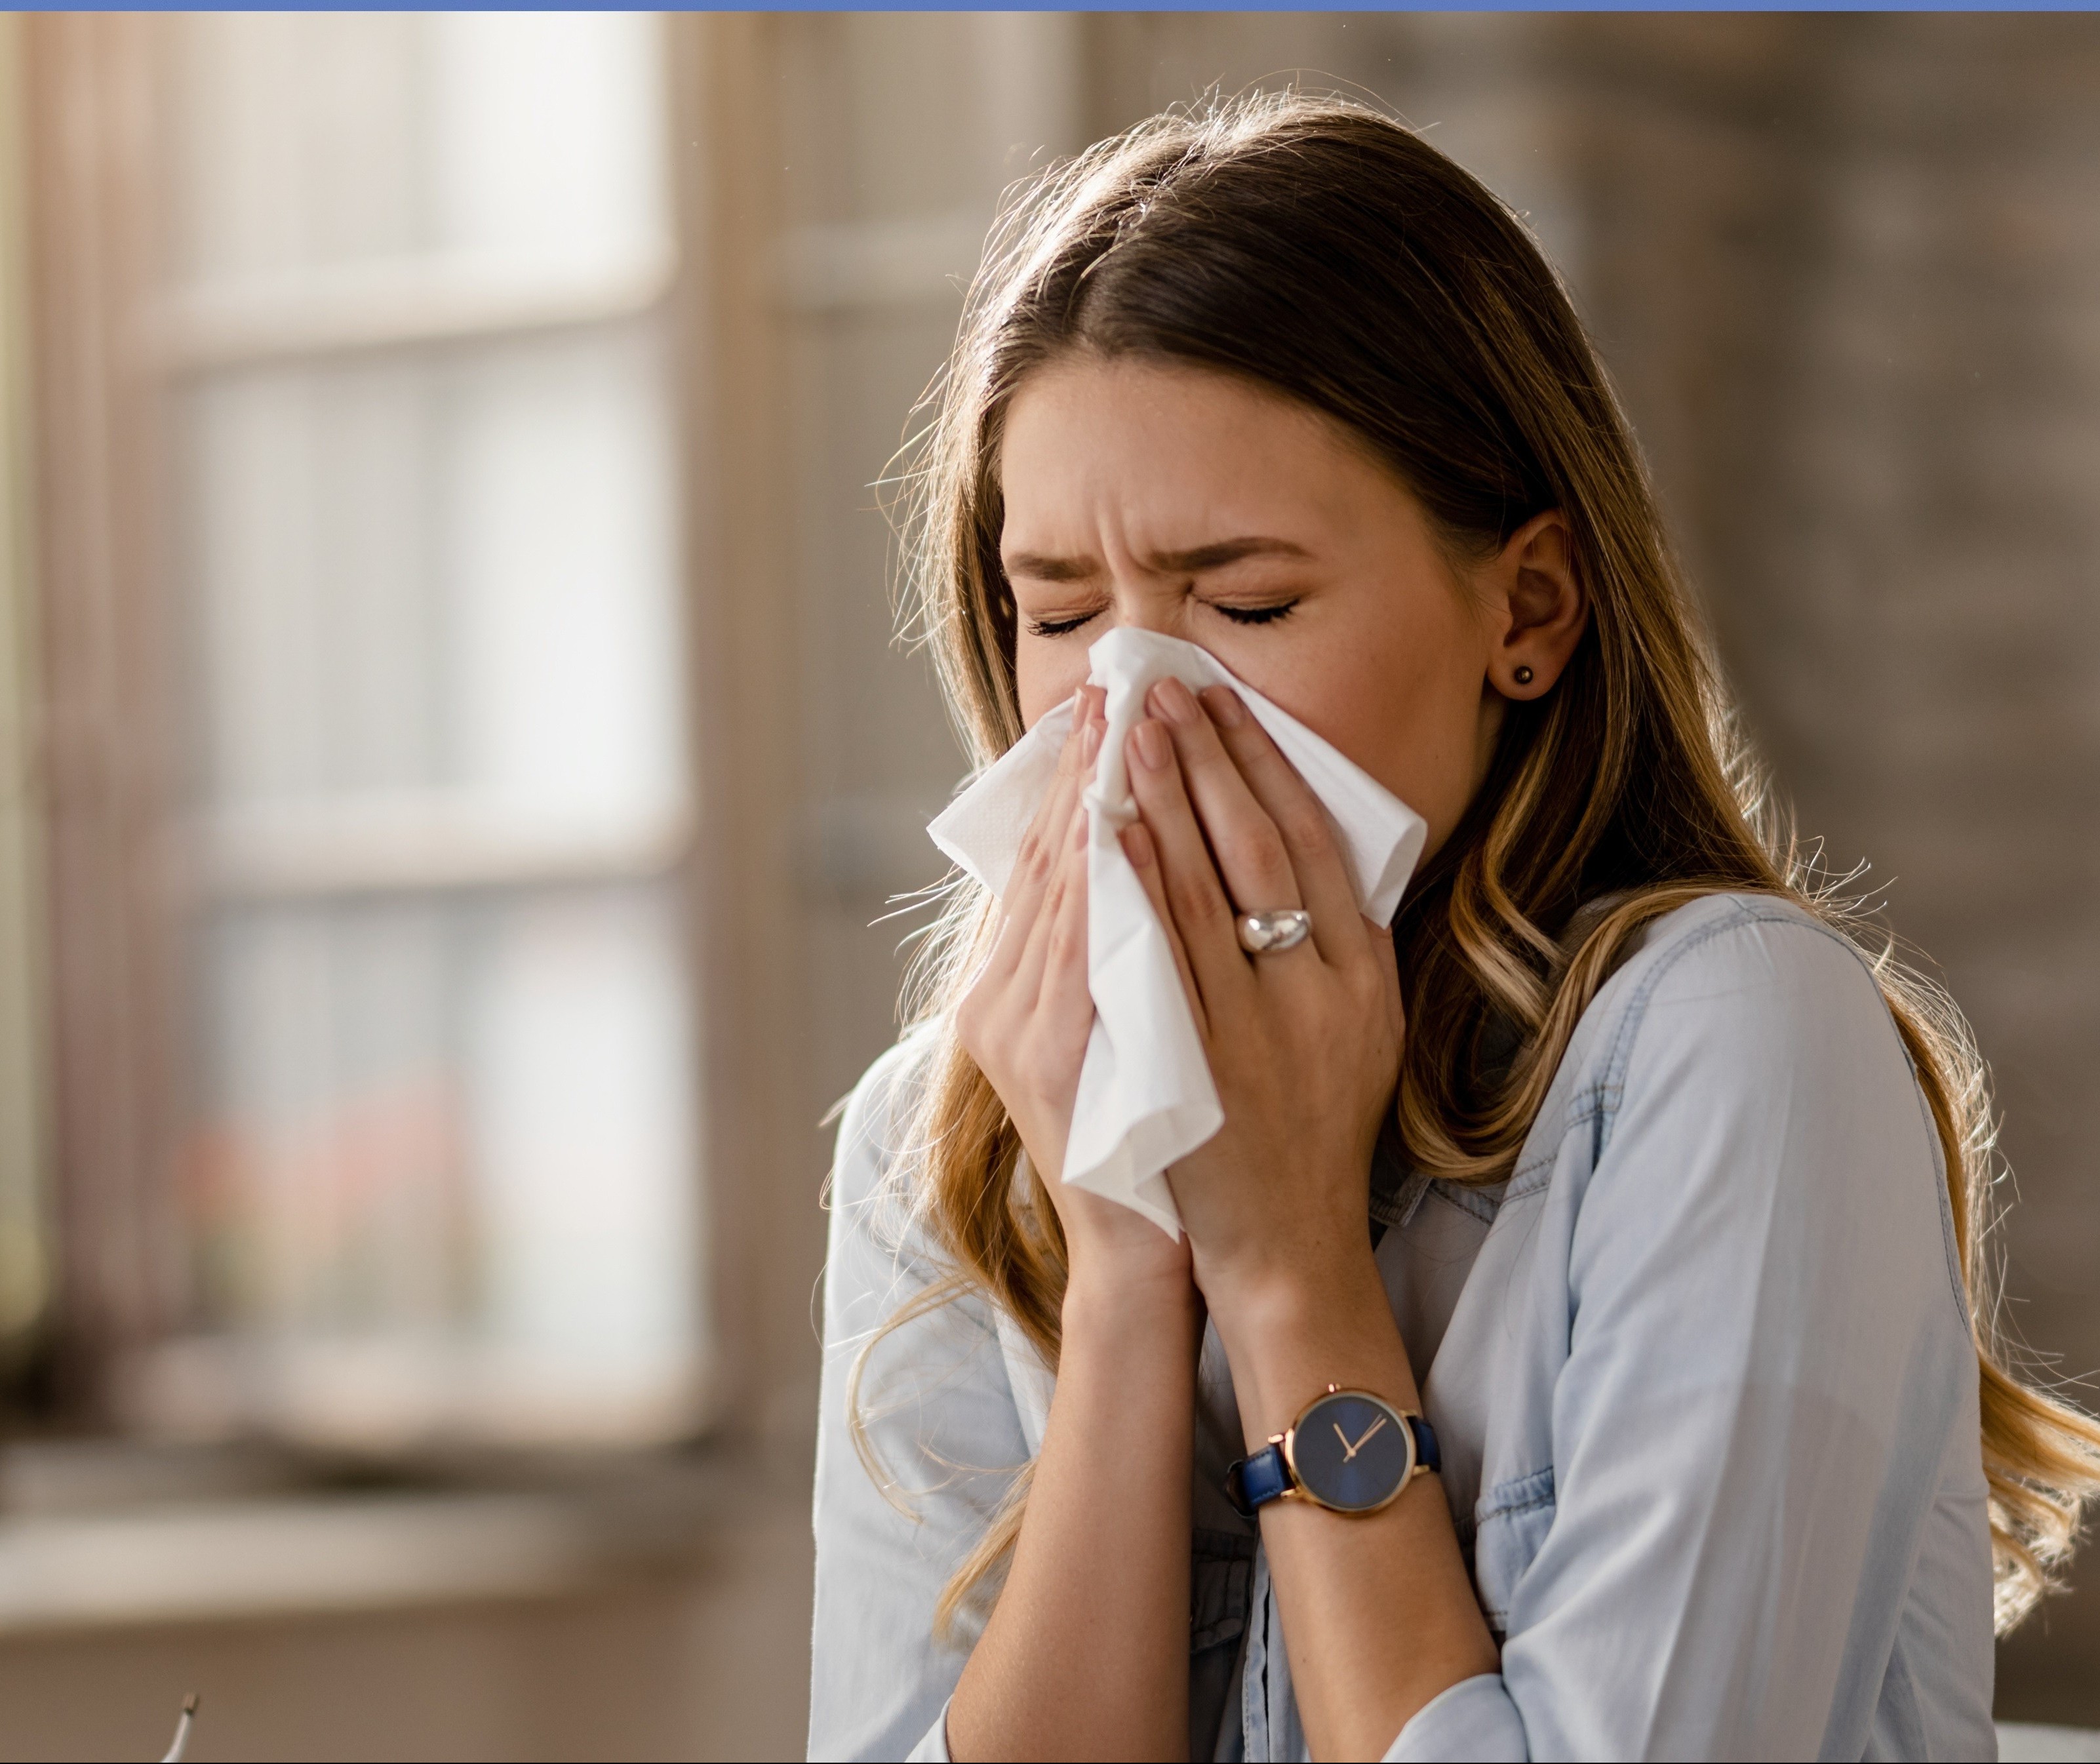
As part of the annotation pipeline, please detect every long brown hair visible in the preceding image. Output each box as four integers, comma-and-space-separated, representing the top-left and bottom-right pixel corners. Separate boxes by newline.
868, 90, 2100, 1636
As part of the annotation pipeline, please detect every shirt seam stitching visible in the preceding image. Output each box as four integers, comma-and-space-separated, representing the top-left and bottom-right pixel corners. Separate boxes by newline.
1593, 900, 1882, 1158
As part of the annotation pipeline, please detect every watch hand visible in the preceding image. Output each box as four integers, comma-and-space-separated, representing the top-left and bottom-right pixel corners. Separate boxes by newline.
1334, 1421, 1358, 1460
1346, 1415, 1390, 1456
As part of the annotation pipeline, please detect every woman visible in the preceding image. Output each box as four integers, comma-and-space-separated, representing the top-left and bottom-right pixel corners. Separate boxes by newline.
808, 96, 2100, 1762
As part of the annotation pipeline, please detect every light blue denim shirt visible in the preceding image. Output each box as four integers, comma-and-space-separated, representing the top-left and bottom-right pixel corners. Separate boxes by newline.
808, 894, 1998, 1761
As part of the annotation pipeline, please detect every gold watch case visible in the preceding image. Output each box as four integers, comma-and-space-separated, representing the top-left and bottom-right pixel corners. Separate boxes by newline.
1273, 1384, 1427, 1515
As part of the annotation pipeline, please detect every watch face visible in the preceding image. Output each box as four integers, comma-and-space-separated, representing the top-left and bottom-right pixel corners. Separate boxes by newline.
1285, 1390, 1414, 1513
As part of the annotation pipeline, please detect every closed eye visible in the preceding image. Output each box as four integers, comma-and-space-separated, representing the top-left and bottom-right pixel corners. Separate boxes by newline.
1020, 598, 1299, 638
1209, 600, 1299, 626
1022, 607, 1103, 639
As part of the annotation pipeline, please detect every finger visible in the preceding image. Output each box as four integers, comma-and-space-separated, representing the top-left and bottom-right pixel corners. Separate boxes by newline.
986, 689, 1101, 980
1197, 684, 1370, 966
1010, 793, 1087, 1007
1038, 801, 1095, 1032
1147, 677, 1311, 948
1124, 715, 1254, 1012
1119, 820, 1204, 1028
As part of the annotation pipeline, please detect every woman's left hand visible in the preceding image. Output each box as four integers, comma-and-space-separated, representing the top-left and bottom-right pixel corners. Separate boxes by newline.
1120, 677, 1498, 1764
1119, 675, 1404, 1317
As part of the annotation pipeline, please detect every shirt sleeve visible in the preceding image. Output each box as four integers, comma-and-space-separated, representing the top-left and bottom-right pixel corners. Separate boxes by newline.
806, 1037, 1033, 1763
1393, 911, 1979, 1761
1385, 1674, 1529, 1761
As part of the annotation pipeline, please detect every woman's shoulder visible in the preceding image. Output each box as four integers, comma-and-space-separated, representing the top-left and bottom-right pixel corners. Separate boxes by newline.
1577, 891, 1895, 1075
1548, 889, 1937, 1188
1546, 891, 1958, 1287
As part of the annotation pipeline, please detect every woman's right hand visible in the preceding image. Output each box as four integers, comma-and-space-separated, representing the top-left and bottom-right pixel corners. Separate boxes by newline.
947, 690, 1199, 1764
956, 687, 1193, 1298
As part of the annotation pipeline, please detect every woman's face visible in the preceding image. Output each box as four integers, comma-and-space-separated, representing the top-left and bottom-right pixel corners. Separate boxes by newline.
999, 355, 1584, 861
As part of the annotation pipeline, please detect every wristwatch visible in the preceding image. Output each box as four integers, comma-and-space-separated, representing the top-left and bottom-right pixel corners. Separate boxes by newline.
1225, 1384, 1440, 1518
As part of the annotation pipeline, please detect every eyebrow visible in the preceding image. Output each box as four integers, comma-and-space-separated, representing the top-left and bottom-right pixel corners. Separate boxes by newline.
1002, 535, 1312, 582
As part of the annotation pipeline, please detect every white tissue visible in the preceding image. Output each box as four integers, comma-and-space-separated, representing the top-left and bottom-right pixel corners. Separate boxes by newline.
928, 627, 1427, 1236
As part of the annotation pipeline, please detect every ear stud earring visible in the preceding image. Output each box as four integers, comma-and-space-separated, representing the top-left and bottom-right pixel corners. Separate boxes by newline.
1513, 665, 1535, 687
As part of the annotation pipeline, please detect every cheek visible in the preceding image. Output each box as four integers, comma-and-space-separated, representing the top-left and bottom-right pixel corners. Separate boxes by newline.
1349, 605, 1495, 808
1014, 638, 1090, 730
1254, 596, 1488, 805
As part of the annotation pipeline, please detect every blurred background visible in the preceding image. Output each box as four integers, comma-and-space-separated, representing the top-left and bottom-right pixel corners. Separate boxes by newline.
0, 11, 2095, 1759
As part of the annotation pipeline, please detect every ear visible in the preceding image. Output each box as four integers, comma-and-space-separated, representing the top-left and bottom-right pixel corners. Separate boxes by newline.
1481, 510, 1586, 700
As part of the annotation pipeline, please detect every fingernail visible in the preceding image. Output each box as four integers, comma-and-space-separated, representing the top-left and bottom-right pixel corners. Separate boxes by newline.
1071, 805, 1089, 847
1202, 686, 1247, 729
1133, 719, 1170, 770
1080, 718, 1101, 765
1151, 678, 1198, 725
1120, 822, 1155, 868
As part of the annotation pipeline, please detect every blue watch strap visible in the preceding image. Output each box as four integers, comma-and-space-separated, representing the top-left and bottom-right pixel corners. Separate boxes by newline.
1225, 1442, 1293, 1517
1225, 1414, 1439, 1517
1412, 1414, 1442, 1475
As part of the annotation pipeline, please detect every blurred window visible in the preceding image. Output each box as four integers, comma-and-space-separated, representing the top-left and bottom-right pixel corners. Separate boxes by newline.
138, 14, 703, 1449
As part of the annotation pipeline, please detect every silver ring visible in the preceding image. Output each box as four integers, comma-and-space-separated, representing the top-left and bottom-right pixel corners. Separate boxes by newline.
1237, 909, 1312, 955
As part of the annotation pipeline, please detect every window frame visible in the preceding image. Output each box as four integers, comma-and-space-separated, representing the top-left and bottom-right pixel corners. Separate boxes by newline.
24, 13, 184, 1409
19, 12, 803, 1445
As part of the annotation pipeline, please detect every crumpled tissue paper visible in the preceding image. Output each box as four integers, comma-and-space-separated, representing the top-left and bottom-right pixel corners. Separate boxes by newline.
929, 626, 1426, 1236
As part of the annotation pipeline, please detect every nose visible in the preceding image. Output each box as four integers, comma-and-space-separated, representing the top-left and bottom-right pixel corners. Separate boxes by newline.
1097, 569, 1191, 641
